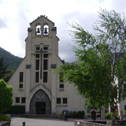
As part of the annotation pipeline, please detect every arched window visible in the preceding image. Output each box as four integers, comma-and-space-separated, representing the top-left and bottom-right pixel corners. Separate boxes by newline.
43, 25, 49, 35
36, 25, 41, 35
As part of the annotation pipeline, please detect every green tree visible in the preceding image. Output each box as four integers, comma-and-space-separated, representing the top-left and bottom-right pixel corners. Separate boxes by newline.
0, 79, 13, 114
55, 43, 113, 108
54, 9, 126, 125
0, 57, 14, 82
3, 69, 14, 82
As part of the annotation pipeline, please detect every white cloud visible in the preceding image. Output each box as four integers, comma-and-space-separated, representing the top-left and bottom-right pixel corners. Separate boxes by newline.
0, 0, 126, 61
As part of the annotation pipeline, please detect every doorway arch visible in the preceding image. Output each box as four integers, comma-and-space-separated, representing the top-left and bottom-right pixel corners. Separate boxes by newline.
30, 89, 51, 114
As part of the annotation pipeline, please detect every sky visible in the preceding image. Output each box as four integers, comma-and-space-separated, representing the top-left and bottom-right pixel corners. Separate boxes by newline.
0, 0, 126, 62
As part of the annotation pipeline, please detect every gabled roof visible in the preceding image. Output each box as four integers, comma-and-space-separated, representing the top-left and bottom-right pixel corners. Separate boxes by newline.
30, 15, 54, 26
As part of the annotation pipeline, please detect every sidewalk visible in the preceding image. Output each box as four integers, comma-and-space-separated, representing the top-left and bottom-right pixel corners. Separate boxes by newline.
10, 117, 110, 126
11, 117, 74, 126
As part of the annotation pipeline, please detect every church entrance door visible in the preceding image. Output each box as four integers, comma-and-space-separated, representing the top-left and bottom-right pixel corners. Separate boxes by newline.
36, 102, 46, 114
30, 89, 51, 114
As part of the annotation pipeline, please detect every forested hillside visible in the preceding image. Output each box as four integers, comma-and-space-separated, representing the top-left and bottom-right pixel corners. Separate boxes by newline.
0, 47, 23, 70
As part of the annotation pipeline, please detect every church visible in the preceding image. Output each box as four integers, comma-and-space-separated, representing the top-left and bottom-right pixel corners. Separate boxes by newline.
7, 16, 85, 115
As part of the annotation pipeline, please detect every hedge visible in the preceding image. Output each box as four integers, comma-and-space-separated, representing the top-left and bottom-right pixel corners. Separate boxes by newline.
62, 110, 85, 118
5, 105, 25, 114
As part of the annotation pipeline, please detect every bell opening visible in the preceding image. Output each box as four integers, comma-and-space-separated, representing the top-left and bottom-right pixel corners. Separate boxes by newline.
36, 25, 41, 35
43, 25, 49, 35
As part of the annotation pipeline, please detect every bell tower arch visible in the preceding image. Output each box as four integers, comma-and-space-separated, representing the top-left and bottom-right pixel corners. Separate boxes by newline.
43, 24, 49, 35
35, 24, 41, 35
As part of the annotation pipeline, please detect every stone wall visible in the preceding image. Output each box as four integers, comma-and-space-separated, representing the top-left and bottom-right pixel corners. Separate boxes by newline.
0, 121, 10, 126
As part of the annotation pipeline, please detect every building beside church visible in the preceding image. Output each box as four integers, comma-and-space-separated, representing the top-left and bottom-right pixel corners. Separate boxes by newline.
7, 16, 85, 115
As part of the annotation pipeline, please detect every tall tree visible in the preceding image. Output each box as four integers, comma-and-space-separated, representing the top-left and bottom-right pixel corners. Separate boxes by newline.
0, 57, 9, 78
0, 57, 13, 82
54, 9, 126, 125
3, 69, 14, 82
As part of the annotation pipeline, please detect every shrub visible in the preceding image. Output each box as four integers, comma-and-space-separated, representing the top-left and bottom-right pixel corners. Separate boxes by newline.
5, 105, 25, 114
0, 114, 11, 121
87, 114, 91, 117
65, 110, 85, 118
123, 111, 126, 119
72, 111, 77, 118
105, 112, 112, 119
0, 79, 13, 114
76, 111, 85, 118
105, 111, 118, 120
68, 111, 73, 118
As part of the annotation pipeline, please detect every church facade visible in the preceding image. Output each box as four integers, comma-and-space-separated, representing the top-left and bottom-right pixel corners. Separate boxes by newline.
7, 16, 85, 115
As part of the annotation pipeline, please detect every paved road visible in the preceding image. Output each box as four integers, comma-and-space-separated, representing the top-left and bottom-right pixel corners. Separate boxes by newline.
11, 117, 75, 126
10, 117, 111, 126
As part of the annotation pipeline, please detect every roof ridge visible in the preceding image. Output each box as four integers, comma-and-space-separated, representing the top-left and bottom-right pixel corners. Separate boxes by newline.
30, 15, 54, 25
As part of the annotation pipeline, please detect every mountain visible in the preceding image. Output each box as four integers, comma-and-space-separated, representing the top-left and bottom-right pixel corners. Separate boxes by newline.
0, 47, 23, 70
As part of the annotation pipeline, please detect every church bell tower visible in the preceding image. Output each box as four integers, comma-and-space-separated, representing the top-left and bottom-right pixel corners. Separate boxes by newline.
25, 15, 59, 114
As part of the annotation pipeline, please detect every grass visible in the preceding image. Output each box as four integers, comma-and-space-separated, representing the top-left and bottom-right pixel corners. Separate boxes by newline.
0, 114, 11, 121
